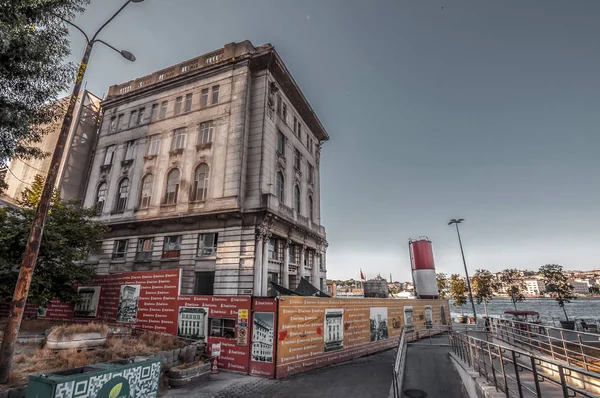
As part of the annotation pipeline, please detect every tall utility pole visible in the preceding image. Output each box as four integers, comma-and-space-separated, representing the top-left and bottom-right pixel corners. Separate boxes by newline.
0, 0, 143, 383
448, 218, 477, 323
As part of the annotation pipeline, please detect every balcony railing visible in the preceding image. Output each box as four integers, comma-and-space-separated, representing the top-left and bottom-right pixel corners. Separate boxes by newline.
107, 50, 225, 99
262, 193, 326, 237
278, 202, 294, 219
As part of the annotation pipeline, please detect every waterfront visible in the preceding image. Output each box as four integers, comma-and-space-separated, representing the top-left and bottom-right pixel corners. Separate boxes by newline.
450, 297, 600, 324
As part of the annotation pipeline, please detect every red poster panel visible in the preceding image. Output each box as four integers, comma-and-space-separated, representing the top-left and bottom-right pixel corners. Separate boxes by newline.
41, 299, 74, 320
41, 269, 182, 335
249, 298, 278, 378
178, 296, 251, 373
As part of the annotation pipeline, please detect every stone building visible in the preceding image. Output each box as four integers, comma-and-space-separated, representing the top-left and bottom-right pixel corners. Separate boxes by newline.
83, 41, 329, 296
252, 314, 274, 362
1, 90, 102, 204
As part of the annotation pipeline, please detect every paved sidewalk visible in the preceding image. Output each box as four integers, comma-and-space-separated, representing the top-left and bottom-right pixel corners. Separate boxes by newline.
162, 349, 395, 398
403, 336, 466, 398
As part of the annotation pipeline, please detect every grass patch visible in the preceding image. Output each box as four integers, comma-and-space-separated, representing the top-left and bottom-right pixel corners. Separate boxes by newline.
5, 332, 187, 388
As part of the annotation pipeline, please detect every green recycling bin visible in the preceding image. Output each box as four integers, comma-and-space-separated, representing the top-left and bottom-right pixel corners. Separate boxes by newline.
26, 356, 161, 398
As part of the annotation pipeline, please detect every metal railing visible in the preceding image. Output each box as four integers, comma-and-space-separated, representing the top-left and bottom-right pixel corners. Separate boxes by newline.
391, 326, 406, 398
490, 318, 600, 373
451, 331, 600, 397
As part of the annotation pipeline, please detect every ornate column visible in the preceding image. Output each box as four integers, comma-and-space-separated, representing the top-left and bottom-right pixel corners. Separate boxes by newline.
312, 250, 320, 289
283, 239, 291, 289
298, 245, 306, 281
253, 229, 263, 296
261, 231, 272, 296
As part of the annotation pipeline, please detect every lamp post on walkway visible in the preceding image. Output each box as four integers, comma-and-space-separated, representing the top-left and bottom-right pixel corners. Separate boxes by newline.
0, 0, 143, 383
448, 218, 477, 323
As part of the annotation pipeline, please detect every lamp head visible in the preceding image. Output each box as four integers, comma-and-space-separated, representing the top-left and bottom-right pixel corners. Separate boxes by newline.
120, 50, 136, 62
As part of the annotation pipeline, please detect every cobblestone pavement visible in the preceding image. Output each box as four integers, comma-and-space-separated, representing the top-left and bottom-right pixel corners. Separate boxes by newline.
163, 349, 395, 398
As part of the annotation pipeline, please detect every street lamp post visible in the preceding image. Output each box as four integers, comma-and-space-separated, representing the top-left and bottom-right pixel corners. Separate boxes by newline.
448, 218, 477, 323
0, 0, 143, 383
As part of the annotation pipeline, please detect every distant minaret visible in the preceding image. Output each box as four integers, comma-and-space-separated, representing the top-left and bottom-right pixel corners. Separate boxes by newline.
390, 273, 393, 283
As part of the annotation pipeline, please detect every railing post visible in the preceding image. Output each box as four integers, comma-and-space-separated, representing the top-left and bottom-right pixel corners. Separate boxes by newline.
498, 347, 509, 398
487, 341, 499, 391
557, 365, 570, 398
577, 334, 589, 372
511, 350, 524, 398
480, 340, 489, 381
530, 356, 542, 397
560, 330, 570, 365
547, 327, 556, 360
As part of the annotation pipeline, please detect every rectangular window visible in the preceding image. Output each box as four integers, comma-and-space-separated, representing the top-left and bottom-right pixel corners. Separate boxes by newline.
184, 93, 193, 112
137, 107, 145, 124
288, 245, 295, 264
150, 103, 158, 121
308, 164, 314, 183
194, 271, 215, 295
276, 95, 282, 115
268, 272, 279, 284
159, 101, 168, 119
171, 128, 185, 150
197, 233, 218, 257
136, 238, 154, 261
209, 318, 235, 338
294, 148, 301, 170
162, 235, 182, 258
282, 103, 287, 123
147, 135, 160, 156
174, 96, 183, 115
200, 88, 209, 106
117, 114, 124, 130
211, 85, 220, 104
103, 145, 115, 165
297, 123, 302, 139
109, 116, 117, 132
124, 140, 135, 160
112, 240, 128, 260
198, 121, 213, 144
268, 238, 277, 260
129, 110, 137, 127
277, 130, 285, 156
293, 116, 298, 135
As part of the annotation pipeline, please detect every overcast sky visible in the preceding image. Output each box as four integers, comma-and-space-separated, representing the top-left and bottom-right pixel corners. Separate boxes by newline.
68, 0, 600, 281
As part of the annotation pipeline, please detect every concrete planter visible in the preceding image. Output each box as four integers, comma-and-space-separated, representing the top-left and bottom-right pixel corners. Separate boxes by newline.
46, 332, 107, 350
167, 361, 211, 388
560, 320, 575, 330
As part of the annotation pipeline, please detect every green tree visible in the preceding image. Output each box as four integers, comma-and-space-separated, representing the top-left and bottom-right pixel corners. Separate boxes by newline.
0, 0, 88, 187
472, 269, 496, 318
436, 272, 448, 299
539, 264, 576, 321
500, 269, 526, 311
0, 175, 107, 306
449, 274, 467, 315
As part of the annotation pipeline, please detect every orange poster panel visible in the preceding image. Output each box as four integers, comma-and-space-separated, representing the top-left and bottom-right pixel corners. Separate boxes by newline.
276, 297, 449, 378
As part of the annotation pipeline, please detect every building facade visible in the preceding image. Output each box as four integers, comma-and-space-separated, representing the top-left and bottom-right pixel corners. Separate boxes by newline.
524, 279, 545, 296
1, 90, 102, 204
83, 41, 329, 296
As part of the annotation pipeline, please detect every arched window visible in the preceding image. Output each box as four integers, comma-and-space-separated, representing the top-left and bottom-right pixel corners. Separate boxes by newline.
192, 164, 209, 201
139, 174, 153, 208
95, 182, 107, 214
308, 195, 314, 221
165, 169, 180, 204
115, 178, 129, 212
276, 171, 284, 202
293, 185, 300, 213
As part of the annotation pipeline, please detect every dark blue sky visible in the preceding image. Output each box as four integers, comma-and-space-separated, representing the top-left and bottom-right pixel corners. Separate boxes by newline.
69, 0, 600, 281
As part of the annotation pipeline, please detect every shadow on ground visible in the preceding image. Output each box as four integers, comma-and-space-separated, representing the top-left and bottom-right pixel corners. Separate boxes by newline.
163, 349, 395, 398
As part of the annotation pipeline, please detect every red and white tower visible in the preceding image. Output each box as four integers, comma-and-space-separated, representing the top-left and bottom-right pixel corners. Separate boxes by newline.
409, 237, 439, 299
